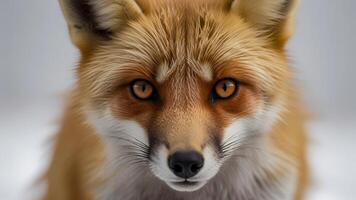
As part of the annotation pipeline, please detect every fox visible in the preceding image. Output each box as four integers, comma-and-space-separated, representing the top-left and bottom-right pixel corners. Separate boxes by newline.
42, 0, 307, 199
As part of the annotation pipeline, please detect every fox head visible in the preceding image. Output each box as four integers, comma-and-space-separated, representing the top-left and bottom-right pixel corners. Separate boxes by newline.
60, 0, 297, 192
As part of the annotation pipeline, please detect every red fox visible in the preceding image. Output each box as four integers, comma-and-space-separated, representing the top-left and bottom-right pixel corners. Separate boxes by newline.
43, 0, 307, 199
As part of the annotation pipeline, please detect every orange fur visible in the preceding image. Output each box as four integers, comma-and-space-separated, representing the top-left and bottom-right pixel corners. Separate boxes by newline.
43, 0, 307, 199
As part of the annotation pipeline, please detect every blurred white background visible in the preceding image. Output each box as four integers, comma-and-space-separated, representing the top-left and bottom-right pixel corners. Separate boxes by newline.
0, 0, 355, 199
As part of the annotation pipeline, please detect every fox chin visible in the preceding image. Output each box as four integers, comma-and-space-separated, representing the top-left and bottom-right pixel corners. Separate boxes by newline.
42, 0, 308, 199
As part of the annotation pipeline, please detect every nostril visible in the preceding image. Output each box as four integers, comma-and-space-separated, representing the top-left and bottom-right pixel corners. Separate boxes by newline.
168, 151, 204, 179
173, 164, 183, 173
190, 163, 203, 174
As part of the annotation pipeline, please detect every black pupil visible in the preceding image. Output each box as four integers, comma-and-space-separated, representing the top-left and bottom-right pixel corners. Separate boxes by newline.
141, 83, 146, 92
222, 82, 228, 92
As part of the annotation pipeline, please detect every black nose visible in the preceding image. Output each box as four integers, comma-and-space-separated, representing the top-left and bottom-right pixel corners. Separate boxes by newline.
168, 151, 204, 179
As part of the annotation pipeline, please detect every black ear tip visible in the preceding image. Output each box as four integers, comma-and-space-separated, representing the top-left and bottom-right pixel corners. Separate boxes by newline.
67, 0, 113, 38
73, 24, 82, 29
69, 0, 96, 26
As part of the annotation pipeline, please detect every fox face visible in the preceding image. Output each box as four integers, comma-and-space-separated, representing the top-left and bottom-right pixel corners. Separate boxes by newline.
60, 0, 298, 194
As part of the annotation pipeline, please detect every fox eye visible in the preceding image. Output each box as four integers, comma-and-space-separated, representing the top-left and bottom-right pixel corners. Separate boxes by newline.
214, 78, 239, 99
131, 80, 155, 100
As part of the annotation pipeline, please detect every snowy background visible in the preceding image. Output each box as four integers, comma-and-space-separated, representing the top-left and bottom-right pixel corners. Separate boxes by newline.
1, 0, 355, 199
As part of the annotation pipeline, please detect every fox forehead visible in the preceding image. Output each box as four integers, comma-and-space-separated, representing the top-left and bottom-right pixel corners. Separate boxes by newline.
80, 0, 289, 106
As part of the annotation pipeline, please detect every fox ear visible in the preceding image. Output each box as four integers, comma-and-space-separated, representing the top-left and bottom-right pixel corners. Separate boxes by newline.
229, 0, 298, 46
59, 0, 143, 51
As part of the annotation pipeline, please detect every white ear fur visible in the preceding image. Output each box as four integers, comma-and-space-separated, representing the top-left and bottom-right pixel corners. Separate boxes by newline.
59, 0, 143, 50
230, 0, 298, 45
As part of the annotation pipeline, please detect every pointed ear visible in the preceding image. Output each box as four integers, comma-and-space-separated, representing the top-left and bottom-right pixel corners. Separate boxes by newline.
59, 0, 143, 51
230, 0, 298, 46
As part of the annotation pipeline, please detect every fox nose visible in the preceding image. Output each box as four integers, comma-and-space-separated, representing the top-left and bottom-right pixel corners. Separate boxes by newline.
168, 151, 204, 179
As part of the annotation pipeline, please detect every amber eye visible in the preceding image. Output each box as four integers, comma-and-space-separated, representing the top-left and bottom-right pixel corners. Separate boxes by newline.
131, 80, 155, 100
214, 78, 239, 99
